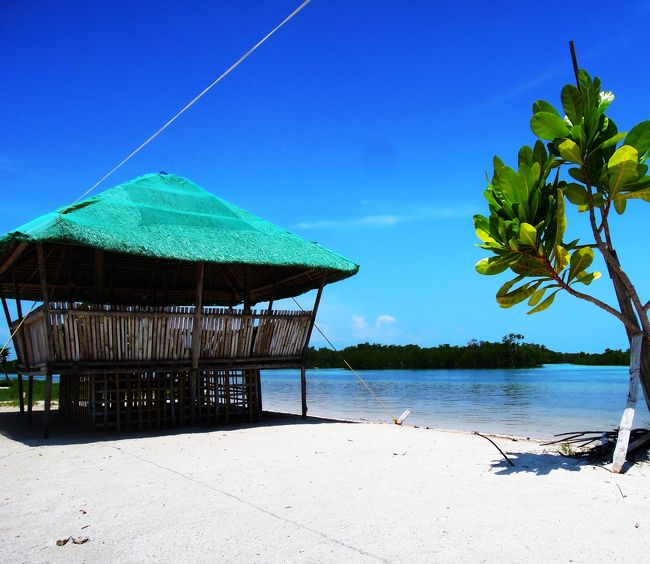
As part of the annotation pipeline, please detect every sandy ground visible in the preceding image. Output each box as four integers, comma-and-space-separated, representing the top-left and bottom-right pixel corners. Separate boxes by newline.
0, 408, 648, 563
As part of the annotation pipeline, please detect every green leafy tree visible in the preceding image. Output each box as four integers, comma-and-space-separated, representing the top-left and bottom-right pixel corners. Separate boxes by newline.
474, 57, 650, 409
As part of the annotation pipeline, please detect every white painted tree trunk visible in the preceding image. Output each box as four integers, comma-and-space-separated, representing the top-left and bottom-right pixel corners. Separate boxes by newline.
612, 333, 643, 474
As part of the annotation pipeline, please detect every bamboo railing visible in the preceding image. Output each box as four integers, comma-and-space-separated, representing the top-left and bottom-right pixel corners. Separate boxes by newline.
13, 303, 313, 368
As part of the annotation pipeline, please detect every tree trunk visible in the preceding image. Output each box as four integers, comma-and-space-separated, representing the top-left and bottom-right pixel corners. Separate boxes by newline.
606, 259, 650, 410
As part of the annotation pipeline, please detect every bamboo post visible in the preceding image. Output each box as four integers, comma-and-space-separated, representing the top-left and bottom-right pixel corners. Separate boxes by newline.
12, 280, 28, 415
27, 375, 33, 427
12, 277, 32, 415
17, 374, 24, 414
612, 333, 643, 473
299, 279, 325, 418
0, 291, 22, 412
190, 263, 205, 425
36, 244, 56, 438
43, 371, 53, 438
300, 366, 307, 418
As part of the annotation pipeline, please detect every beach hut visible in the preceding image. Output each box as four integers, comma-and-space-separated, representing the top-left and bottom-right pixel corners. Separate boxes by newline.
0, 173, 358, 436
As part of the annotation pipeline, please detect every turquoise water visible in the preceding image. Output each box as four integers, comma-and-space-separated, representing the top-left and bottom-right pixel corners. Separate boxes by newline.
261, 364, 650, 439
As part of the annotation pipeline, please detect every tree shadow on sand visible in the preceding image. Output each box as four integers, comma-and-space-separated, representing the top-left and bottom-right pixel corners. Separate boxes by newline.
491, 451, 595, 476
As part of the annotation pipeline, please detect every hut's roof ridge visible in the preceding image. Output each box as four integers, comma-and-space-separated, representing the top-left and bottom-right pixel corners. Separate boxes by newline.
0, 173, 358, 274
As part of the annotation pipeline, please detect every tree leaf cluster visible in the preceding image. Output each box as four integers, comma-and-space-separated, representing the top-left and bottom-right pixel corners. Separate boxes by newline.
475, 70, 650, 313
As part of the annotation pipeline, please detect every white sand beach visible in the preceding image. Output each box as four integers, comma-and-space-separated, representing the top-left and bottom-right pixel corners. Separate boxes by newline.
0, 409, 648, 563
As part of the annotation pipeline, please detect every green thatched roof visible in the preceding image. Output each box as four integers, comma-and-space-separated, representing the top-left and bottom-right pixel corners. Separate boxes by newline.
0, 173, 358, 273
0, 173, 358, 305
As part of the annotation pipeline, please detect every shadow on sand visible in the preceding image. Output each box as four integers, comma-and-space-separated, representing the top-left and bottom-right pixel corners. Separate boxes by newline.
491, 450, 594, 476
0, 407, 349, 448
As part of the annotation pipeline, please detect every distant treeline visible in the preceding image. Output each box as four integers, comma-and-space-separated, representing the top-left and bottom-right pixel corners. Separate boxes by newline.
306, 334, 630, 370
0, 335, 630, 374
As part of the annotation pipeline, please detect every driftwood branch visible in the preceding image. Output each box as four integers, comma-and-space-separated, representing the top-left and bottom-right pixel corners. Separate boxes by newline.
474, 431, 514, 466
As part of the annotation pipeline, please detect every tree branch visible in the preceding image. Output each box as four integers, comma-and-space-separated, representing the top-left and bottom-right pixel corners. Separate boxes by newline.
585, 187, 650, 334
539, 258, 638, 334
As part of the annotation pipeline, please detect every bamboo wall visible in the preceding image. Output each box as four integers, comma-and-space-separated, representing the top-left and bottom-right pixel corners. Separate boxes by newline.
14, 303, 312, 368
58, 368, 261, 431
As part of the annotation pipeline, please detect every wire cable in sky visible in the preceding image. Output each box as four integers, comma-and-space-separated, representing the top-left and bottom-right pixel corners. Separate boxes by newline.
72, 0, 313, 204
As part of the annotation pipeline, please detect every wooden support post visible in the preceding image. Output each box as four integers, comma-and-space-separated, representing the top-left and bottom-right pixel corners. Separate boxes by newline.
300, 366, 307, 418
0, 291, 21, 411
27, 375, 33, 427
302, 280, 325, 356
298, 278, 326, 419
36, 244, 56, 438
13, 278, 30, 415
190, 263, 205, 425
43, 371, 53, 439
17, 374, 24, 414
0, 290, 11, 329
256, 369, 262, 415
612, 333, 643, 473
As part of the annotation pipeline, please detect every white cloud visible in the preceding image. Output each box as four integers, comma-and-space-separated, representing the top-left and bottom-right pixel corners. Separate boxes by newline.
375, 314, 396, 327
351, 313, 398, 341
352, 314, 367, 331
296, 205, 475, 231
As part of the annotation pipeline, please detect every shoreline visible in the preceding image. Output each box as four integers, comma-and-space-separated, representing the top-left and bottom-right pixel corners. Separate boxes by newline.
0, 404, 541, 444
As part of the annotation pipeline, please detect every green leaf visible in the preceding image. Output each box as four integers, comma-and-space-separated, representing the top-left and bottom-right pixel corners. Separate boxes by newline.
558, 139, 583, 164
528, 286, 547, 307
555, 188, 566, 244
510, 255, 548, 277
496, 275, 525, 298
553, 244, 569, 272
568, 247, 594, 281
577, 70, 597, 112
518, 223, 537, 247
608, 145, 639, 195
561, 84, 583, 125
518, 145, 533, 167
527, 290, 558, 314
621, 187, 650, 202
570, 124, 586, 147
568, 167, 586, 183
574, 271, 601, 286
532, 100, 560, 116
476, 256, 510, 275
625, 121, 650, 157
473, 214, 497, 243
563, 183, 589, 205
613, 197, 627, 214
600, 132, 626, 150
531, 112, 570, 140
532, 140, 548, 168
497, 282, 538, 308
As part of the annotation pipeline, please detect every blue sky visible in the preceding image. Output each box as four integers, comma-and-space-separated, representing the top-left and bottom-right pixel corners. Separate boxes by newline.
2, 0, 650, 353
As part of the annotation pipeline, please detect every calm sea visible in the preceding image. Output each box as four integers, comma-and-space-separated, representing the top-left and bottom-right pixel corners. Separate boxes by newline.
261, 364, 650, 439
7, 364, 648, 439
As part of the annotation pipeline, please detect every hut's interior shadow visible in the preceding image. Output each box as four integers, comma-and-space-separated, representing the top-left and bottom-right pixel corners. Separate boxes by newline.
0, 408, 346, 447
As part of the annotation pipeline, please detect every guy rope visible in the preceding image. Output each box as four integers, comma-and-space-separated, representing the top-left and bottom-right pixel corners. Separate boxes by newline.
292, 298, 410, 425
